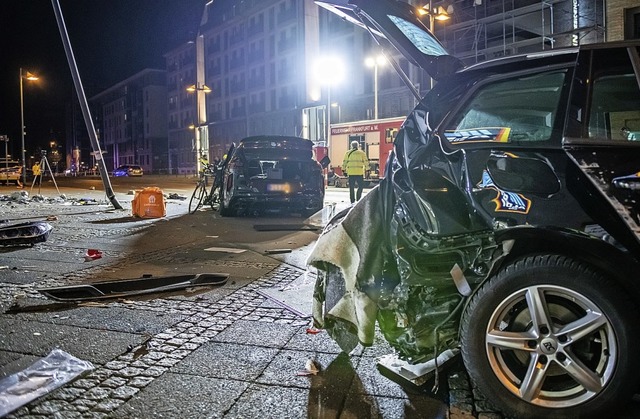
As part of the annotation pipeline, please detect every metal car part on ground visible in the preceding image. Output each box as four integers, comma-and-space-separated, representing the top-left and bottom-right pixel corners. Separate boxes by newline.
37, 273, 229, 301
0, 222, 53, 246
310, 0, 640, 417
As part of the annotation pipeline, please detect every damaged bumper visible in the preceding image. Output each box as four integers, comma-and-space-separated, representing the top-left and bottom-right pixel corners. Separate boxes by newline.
0, 221, 53, 246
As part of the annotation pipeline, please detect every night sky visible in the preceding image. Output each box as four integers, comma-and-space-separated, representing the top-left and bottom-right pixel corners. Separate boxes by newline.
0, 0, 206, 158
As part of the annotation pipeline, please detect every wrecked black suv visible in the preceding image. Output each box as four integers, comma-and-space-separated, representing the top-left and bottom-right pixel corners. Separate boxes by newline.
308, 0, 640, 418
219, 135, 325, 217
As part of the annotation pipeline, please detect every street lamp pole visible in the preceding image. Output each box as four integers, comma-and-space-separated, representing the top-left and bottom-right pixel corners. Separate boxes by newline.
313, 56, 344, 166
419, 2, 452, 89
373, 63, 378, 119
327, 85, 331, 150
19, 68, 38, 186
187, 83, 211, 174
365, 55, 385, 120
19, 68, 26, 186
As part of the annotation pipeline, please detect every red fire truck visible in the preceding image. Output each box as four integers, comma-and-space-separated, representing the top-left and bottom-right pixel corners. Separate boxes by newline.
323, 117, 404, 186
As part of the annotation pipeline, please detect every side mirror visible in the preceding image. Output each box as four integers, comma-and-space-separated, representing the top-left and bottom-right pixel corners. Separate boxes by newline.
487, 154, 560, 195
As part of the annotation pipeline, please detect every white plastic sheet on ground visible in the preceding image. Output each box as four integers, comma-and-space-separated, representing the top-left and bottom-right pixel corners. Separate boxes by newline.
0, 349, 94, 417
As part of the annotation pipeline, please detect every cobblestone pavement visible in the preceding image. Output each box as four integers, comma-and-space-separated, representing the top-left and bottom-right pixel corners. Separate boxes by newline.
14, 184, 617, 417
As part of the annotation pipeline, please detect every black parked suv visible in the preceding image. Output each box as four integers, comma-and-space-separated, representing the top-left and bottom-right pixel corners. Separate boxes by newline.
309, 1, 640, 418
219, 135, 325, 217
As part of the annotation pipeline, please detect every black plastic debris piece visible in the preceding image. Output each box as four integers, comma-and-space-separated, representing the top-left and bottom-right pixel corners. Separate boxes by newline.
253, 224, 319, 231
264, 249, 292, 254
166, 193, 186, 200
37, 273, 229, 301
0, 221, 53, 246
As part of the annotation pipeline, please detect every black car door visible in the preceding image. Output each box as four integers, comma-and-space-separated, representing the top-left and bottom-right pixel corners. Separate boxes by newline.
563, 44, 640, 254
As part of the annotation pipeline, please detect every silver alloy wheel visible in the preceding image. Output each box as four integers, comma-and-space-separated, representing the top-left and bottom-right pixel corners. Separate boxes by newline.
485, 284, 617, 408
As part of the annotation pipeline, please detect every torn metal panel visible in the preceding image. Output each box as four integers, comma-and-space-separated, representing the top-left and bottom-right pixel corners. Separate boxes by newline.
377, 349, 458, 388
37, 273, 228, 301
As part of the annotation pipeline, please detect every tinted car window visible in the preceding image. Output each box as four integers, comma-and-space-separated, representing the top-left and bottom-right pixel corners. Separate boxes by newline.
444, 70, 567, 145
587, 48, 640, 142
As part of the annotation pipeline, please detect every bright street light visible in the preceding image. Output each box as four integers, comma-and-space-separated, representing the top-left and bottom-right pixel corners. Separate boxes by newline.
186, 84, 211, 93
313, 56, 345, 151
365, 54, 386, 120
417, 3, 453, 89
19, 68, 39, 186
417, 3, 452, 23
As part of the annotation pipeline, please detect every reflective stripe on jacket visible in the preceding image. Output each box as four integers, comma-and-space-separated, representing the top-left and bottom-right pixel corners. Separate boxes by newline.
342, 149, 369, 176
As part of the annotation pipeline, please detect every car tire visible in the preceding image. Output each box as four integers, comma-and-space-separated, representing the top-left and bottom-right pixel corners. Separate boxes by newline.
460, 254, 639, 419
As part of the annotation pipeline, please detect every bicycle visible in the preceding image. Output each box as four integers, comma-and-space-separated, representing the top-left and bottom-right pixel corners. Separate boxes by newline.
188, 162, 223, 214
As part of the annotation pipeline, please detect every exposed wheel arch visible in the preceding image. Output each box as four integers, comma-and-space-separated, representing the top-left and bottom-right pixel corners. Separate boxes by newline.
488, 226, 640, 304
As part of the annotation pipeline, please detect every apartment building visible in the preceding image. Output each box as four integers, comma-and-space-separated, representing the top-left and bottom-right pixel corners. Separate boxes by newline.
165, 42, 197, 175
91, 69, 168, 173
90, 0, 640, 176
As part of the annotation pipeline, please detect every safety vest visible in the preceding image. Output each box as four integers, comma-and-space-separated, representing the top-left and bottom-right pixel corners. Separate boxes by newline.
342, 149, 369, 176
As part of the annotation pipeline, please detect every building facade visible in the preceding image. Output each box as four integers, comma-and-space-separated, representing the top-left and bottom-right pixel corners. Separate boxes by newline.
85, 0, 640, 176
90, 69, 168, 173
198, 0, 323, 161
165, 42, 197, 175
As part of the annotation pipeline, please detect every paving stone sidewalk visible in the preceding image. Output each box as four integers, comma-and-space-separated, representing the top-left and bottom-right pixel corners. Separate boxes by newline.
0, 187, 497, 418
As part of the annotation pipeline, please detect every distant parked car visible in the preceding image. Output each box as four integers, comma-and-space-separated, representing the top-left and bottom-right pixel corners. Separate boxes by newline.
0, 166, 22, 185
219, 135, 325, 217
113, 165, 143, 177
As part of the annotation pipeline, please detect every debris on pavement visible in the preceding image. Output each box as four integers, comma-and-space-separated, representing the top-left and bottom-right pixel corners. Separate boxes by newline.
204, 247, 246, 253
0, 222, 53, 247
253, 224, 320, 232
296, 359, 321, 376
306, 328, 321, 335
45, 215, 58, 221
166, 193, 186, 200
73, 198, 99, 205
125, 335, 152, 359
0, 348, 94, 417
37, 272, 229, 301
265, 248, 292, 254
84, 249, 103, 262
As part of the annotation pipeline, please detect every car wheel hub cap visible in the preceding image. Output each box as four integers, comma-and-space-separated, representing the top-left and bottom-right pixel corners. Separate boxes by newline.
485, 284, 617, 408
539, 338, 557, 354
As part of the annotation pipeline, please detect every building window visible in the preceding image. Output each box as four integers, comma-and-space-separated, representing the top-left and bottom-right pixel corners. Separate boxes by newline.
625, 7, 640, 39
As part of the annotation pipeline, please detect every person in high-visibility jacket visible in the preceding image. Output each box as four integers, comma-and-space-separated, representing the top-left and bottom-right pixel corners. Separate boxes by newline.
342, 140, 369, 204
32, 161, 42, 185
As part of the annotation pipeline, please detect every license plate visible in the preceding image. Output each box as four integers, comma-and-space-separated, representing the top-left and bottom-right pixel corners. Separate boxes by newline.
267, 183, 289, 192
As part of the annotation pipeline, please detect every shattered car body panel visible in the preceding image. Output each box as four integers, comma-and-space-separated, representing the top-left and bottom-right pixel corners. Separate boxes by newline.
0, 222, 53, 246
310, 0, 640, 415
